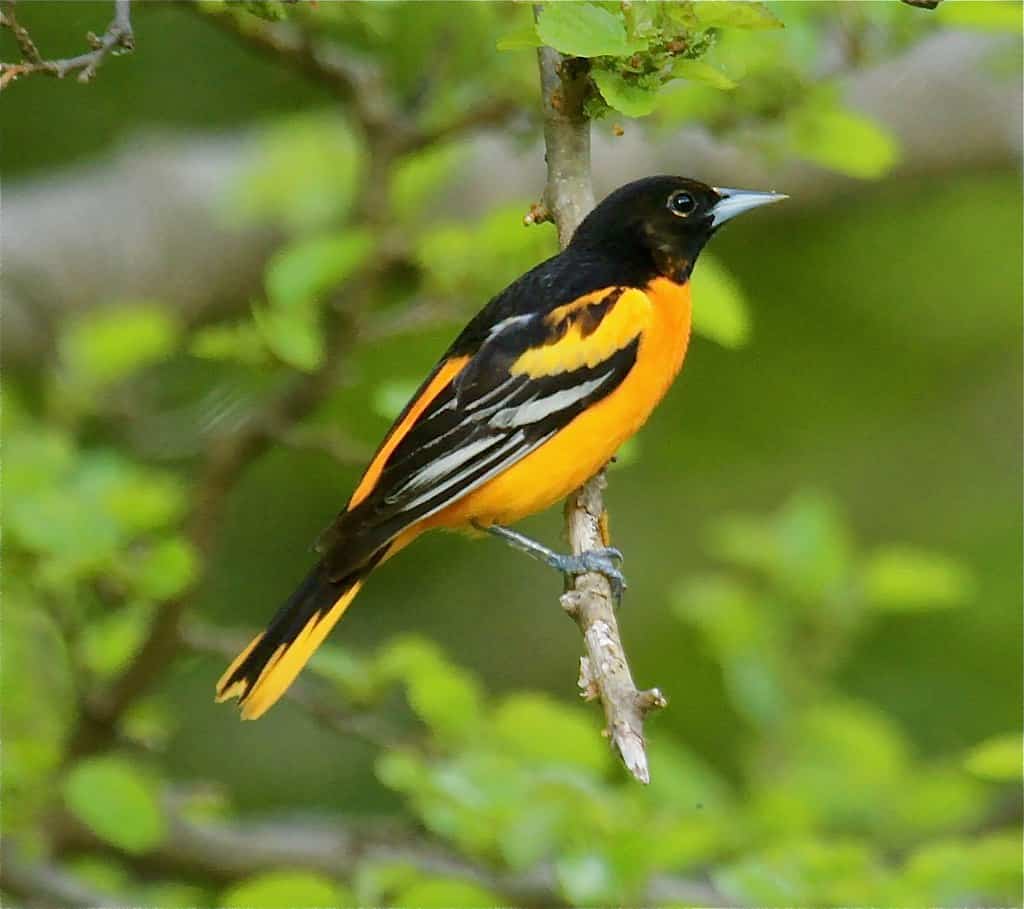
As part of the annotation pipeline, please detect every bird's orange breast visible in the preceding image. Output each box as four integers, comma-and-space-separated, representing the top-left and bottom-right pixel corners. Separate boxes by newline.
425, 277, 692, 530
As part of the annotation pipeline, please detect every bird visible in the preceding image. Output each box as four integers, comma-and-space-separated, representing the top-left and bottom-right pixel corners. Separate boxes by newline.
216, 175, 786, 720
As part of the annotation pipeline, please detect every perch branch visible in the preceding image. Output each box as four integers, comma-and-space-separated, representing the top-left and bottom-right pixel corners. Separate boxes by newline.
534, 35, 666, 783
0, 0, 133, 90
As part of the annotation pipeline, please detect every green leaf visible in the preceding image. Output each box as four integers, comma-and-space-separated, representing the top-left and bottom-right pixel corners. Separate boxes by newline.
491, 693, 609, 773
3, 429, 74, 495
787, 103, 900, 179
935, 1, 1023, 33
63, 756, 166, 853
393, 877, 502, 908
1, 602, 75, 833
862, 546, 972, 611
378, 637, 483, 743
257, 231, 372, 372
536, 3, 643, 58
190, 321, 269, 365
104, 471, 188, 535
898, 833, 1022, 906
60, 303, 181, 387
391, 144, 469, 222
220, 870, 345, 908
556, 851, 619, 905
964, 733, 1021, 781
230, 115, 364, 232
592, 68, 659, 117
691, 254, 751, 347
693, 1, 784, 30
715, 839, 888, 905
80, 603, 154, 679
266, 231, 373, 313
252, 300, 322, 372
496, 25, 542, 51
671, 59, 738, 90
132, 537, 199, 601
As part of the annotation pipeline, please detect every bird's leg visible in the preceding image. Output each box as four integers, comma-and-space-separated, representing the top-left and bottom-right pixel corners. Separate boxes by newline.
477, 521, 626, 603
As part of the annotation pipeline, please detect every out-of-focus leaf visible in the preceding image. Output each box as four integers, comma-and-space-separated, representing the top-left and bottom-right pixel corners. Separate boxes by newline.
897, 833, 1022, 906
132, 537, 199, 601
256, 231, 372, 372
230, 116, 364, 232
556, 851, 620, 905
693, 1, 784, 30
220, 870, 347, 908
391, 143, 469, 222
963, 733, 1021, 781
252, 300, 322, 372
707, 491, 852, 603
378, 636, 483, 743
862, 546, 972, 611
592, 69, 659, 117
7, 486, 121, 571
935, 1, 1023, 33
4, 429, 74, 495
190, 322, 269, 365
60, 303, 181, 387
715, 839, 888, 905
265, 231, 373, 313
2, 602, 75, 832
491, 693, 609, 773
65, 856, 131, 896
63, 756, 166, 853
392, 877, 502, 908
674, 574, 787, 725
787, 103, 900, 179
888, 766, 988, 841
751, 701, 911, 835
536, 2, 643, 57
142, 882, 211, 908
672, 59, 738, 90
105, 471, 188, 535
80, 603, 153, 679
691, 255, 751, 347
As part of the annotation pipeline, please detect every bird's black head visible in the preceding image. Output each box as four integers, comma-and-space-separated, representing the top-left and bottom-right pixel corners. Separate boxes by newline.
570, 175, 786, 283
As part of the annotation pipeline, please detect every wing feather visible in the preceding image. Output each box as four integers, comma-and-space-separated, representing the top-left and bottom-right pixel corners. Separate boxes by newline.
317, 286, 647, 579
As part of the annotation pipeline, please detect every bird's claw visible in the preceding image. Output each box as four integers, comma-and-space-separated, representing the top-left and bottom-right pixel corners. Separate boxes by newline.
550, 547, 627, 604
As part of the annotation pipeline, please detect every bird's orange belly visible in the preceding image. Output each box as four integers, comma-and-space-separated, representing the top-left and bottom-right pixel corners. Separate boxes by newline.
426, 277, 692, 529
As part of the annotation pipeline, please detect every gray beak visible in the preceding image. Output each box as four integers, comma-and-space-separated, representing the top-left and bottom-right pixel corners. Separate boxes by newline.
710, 187, 788, 227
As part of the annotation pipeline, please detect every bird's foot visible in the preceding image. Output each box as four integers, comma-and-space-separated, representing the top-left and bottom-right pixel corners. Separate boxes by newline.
478, 522, 627, 605
546, 547, 627, 604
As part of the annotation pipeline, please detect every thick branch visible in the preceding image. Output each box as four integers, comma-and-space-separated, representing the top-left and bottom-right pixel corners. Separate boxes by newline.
0, 0, 133, 90
534, 35, 665, 783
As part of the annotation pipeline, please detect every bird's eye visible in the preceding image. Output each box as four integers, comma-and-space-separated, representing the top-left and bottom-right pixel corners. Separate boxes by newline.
668, 191, 697, 217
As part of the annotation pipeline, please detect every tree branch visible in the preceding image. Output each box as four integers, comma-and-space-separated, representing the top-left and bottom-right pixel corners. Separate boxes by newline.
0, 0, 133, 90
534, 36, 666, 783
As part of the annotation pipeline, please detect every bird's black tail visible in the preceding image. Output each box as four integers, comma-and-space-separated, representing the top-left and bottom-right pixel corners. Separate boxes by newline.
216, 547, 386, 719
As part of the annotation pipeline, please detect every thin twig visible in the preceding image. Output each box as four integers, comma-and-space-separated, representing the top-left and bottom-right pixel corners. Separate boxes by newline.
534, 28, 666, 783
0, 0, 133, 90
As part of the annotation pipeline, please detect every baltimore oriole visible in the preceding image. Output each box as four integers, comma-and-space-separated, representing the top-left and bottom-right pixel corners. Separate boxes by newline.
217, 176, 785, 719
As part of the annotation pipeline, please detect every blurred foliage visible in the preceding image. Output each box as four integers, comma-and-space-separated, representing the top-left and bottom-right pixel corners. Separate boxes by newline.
3, 2, 1021, 907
